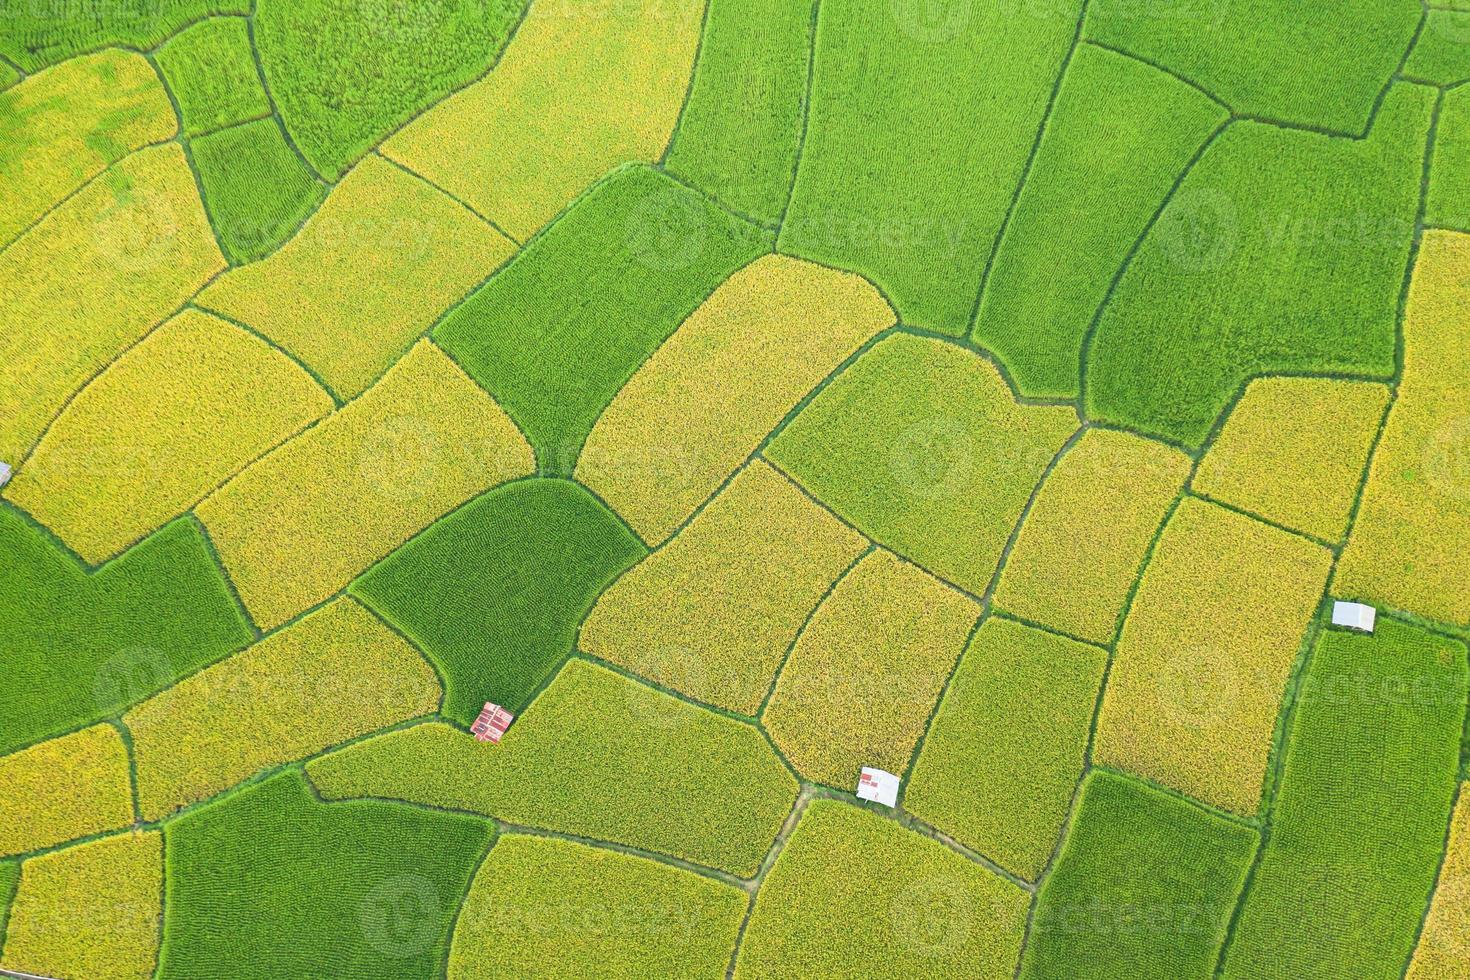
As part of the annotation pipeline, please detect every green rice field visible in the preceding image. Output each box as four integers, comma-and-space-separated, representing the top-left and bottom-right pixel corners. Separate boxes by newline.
3, 0, 1470, 976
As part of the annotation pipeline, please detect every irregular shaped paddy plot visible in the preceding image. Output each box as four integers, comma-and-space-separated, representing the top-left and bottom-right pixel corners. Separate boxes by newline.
1338, 230, 1470, 624
779, 0, 1083, 334
0, 724, 132, 858
194, 339, 533, 631
577, 253, 893, 544
1020, 770, 1258, 980
307, 659, 798, 878
153, 17, 271, 137
352, 478, 646, 722
8, 309, 332, 564
1222, 620, 1468, 979
449, 836, 746, 979
0, 49, 175, 247
433, 165, 771, 473
580, 460, 868, 715
0, 142, 225, 465
1084, 0, 1419, 133
0, 510, 252, 758
1086, 84, 1431, 447
1094, 497, 1332, 815
0, 831, 161, 980
1428, 86, 1470, 232
256, 0, 527, 179
973, 41, 1228, 398
906, 618, 1107, 881
382, 0, 704, 240
663, 0, 815, 225
124, 597, 440, 820
1193, 376, 1389, 542
0, 1, 248, 71
765, 332, 1078, 595
195, 153, 514, 400
160, 769, 490, 980
994, 427, 1190, 645
762, 548, 980, 787
734, 800, 1029, 979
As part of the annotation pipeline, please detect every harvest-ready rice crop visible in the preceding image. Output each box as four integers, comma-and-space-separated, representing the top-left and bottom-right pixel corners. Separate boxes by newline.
580, 460, 867, 714
8, 310, 332, 564
0, 724, 132, 858
1409, 789, 1470, 978
0, 831, 161, 980
448, 835, 746, 978
307, 659, 797, 877
576, 253, 893, 543
124, 597, 440, 820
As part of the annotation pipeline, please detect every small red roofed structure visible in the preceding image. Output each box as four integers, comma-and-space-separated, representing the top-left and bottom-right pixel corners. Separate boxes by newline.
471, 702, 514, 743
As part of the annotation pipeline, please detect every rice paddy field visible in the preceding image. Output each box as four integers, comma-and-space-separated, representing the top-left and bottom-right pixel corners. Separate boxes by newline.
5, 1, 1470, 977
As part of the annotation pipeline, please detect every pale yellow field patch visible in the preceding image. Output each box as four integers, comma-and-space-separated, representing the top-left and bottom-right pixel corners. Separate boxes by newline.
124, 597, 440, 820
0, 724, 132, 858
994, 427, 1190, 644
8, 310, 332, 564
381, 0, 704, 241
194, 153, 514, 400
194, 339, 533, 630
762, 548, 980, 786
0, 49, 175, 247
0, 143, 225, 466
577, 254, 894, 544
1338, 230, 1470, 624
1409, 786, 1470, 978
1194, 377, 1389, 542
580, 460, 868, 714
1094, 497, 1331, 815
0, 831, 161, 980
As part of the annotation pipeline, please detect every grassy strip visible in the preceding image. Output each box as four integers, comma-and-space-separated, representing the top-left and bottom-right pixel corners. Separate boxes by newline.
254, 0, 527, 179
1222, 619, 1468, 977
762, 548, 980, 786
1084, 0, 1419, 132
153, 17, 269, 137
1193, 377, 1390, 542
1020, 770, 1258, 978
0, 508, 252, 757
433, 164, 772, 473
124, 598, 440, 820
906, 618, 1106, 881
0, 49, 174, 248
779, 0, 1083, 334
973, 42, 1227, 397
194, 340, 533, 630
1086, 83, 1432, 447
765, 332, 1077, 595
448, 835, 746, 978
0, 143, 225, 464
576, 253, 892, 544
581, 461, 866, 715
1338, 230, 1470, 622
382, 0, 703, 240
663, 0, 813, 225
159, 769, 490, 979
7, 309, 331, 563
994, 428, 1190, 645
735, 799, 1029, 977
352, 478, 646, 722
189, 118, 326, 264
0, 831, 161, 980
0, 725, 132, 858
307, 659, 798, 878
195, 152, 512, 399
